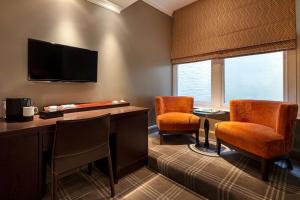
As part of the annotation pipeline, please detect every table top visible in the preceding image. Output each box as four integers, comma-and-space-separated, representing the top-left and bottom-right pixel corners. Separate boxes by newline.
193, 108, 229, 121
0, 106, 148, 135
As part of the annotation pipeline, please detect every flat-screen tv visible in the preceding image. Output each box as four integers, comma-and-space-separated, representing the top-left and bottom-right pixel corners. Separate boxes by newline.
28, 39, 98, 82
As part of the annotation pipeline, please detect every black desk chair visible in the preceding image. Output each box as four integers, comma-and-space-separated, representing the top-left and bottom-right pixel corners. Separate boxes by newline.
48, 114, 115, 199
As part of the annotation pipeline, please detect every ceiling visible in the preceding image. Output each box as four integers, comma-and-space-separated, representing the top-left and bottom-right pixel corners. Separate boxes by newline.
109, 0, 138, 9
88, 0, 197, 16
142, 0, 198, 16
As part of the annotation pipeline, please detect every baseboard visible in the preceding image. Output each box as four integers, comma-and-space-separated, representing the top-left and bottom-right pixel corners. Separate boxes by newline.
148, 125, 158, 134
199, 129, 216, 138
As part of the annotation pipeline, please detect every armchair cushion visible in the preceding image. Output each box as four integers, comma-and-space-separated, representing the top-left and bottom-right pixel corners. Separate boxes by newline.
157, 112, 200, 132
215, 122, 285, 159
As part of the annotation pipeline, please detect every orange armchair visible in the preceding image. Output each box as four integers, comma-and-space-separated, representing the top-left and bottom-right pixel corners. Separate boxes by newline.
155, 96, 201, 145
215, 100, 298, 181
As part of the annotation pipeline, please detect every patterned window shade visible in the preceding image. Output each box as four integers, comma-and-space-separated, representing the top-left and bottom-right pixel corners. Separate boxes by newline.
171, 0, 296, 64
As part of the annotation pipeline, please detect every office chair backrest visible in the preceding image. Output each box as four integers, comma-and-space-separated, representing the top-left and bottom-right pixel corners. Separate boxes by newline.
52, 114, 111, 172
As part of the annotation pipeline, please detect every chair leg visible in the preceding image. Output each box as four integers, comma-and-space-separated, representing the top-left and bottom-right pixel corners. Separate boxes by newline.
88, 162, 93, 175
285, 157, 293, 170
216, 139, 221, 155
160, 133, 164, 145
261, 158, 269, 181
107, 153, 115, 197
195, 132, 200, 147
51, 172, 58, 200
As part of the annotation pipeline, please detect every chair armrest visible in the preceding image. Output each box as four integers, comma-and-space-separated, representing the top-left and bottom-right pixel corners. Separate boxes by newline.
276, 103, 298, 151
155, 97, 165, 116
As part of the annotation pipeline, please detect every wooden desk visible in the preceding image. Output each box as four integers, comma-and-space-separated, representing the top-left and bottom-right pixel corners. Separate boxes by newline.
0, 106, 149, 200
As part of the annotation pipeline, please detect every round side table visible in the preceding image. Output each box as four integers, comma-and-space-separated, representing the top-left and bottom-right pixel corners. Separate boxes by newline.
193, 109, 229, 149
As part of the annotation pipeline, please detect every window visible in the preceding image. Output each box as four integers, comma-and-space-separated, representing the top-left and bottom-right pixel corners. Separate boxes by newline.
224, 52, 284, 103
177, 60, 211, 103
174, 51, 291, 109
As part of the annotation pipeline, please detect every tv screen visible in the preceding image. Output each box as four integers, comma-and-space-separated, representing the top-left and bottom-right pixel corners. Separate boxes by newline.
28, 39, 98, 82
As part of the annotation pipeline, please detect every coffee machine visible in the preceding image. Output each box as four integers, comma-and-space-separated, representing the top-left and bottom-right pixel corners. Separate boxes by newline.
5, 98, 33, 122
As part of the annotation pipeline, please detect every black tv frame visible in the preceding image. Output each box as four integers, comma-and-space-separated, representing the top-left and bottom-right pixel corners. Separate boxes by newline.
27, 38, 98, 83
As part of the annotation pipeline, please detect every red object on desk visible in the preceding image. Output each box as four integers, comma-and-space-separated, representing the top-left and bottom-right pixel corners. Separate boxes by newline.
43, 100, 130, 113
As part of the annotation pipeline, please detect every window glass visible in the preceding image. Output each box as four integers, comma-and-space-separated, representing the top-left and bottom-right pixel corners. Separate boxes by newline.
177, 60, 211, 103
224, 52, 284, 103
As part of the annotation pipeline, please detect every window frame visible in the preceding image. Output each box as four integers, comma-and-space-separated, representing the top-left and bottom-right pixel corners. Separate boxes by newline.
173, 51, 296, 110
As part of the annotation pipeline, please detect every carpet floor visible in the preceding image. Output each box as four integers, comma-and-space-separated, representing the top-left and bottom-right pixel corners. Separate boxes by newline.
43, 166, 206, 200
43, 133, 300, 200
148, 133, 300, 200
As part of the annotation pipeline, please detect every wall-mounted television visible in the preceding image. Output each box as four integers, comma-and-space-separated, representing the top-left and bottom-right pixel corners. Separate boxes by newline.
28, 39, 98, 82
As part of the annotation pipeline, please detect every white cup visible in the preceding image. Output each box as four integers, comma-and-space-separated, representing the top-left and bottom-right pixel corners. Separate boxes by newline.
48, 105, 58, 112
112, 100, 119, 104
23, 106, 38, 117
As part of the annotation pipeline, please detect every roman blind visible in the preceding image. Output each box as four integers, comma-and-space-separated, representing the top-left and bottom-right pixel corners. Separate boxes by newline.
171, 0, 296, 64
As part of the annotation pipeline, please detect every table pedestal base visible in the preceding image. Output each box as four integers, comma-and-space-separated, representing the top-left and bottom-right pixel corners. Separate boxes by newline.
204, 118, 210, 148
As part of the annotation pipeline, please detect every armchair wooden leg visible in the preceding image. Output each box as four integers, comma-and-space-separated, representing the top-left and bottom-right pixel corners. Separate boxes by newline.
195, 132, 200, 147
285, 157, 293, 170
107, 154, 115, 197
160, 134, 164, 145
261, 158, 269, 181
88, 162, 93, 175
216, 139, 221, 155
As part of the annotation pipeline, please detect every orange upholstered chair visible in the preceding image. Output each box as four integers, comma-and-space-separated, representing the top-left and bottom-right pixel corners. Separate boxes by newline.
155, 96, 201, 145
215, 100, 298, 181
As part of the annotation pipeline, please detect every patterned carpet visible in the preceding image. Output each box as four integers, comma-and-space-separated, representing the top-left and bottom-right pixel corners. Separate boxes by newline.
148, 133, 300, 200
43, 166, 206, 200
43, 133, 300, 200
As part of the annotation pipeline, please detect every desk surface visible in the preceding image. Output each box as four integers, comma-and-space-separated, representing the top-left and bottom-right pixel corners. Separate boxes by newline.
0, 106, 148, 135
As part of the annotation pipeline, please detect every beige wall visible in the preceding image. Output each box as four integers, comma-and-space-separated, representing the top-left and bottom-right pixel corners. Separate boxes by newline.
0, 0, 172, 125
